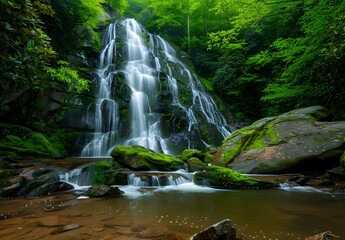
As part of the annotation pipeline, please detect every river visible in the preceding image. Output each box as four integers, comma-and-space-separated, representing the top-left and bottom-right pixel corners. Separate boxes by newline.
0, 179, 344, 240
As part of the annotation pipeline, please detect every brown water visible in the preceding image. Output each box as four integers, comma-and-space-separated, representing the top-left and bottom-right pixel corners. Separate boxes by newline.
0, 185, 344, 240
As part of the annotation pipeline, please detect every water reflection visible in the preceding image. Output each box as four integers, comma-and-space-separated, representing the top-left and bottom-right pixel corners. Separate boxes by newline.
0, 187, 344, 240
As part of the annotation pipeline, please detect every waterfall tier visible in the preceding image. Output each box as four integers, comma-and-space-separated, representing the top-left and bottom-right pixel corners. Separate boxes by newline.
79, 18, 231, 157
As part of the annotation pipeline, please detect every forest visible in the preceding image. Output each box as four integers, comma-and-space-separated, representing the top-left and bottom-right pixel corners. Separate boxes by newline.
1, 0, 344, 127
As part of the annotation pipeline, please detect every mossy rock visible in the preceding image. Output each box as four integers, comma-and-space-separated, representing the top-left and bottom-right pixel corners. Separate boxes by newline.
187, 157, 206, 172
111, 145, 185, 171
194, 165, 273, 189
0, 123, 67, 158
218, 106, 345, 174
180, 149, 204, 162
92, 161, 121, 185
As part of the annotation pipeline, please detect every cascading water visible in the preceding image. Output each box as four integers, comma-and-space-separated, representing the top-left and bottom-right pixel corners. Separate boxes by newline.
80, 18, 231, 157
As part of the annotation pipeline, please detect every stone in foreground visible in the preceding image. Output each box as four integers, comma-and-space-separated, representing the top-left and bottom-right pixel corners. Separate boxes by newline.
190, 219, 236, 240
304, 231, 340, 240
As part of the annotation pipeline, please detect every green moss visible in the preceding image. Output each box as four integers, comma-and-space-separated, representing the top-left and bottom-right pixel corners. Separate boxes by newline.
0, 123, 68, 157
194, 165, 271, 189
25, 132, 57, 154
48, 131, 68, 156
180, 149, 203, 162
221, 141, 242, 165
92, 161, 114, 185
204, 153, 214, 164
264, 124, 278, 143
187, 157, 205, 172
111, 145, 185, 171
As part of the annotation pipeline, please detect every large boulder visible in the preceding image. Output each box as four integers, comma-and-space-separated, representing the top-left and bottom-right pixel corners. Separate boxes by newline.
217, 106, 345, 174
111, 145, 185, 171
194, 165, 274, 189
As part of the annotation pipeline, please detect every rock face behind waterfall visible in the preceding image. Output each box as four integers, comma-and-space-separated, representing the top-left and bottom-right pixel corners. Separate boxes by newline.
78, 18, 231, 157
216, 106, 345, 174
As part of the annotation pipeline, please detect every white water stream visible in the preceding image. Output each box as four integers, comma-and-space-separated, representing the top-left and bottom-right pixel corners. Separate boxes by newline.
80, 19, 230, 157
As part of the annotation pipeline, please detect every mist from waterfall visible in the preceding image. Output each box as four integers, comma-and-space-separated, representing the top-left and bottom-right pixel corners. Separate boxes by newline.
80, 19, 231, 157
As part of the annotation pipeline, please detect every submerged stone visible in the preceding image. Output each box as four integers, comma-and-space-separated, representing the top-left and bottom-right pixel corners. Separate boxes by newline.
111, 145, 185, 171
194, 165, 273, 189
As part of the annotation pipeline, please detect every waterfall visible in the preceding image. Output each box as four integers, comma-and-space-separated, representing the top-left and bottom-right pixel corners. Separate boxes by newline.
79, 18, 231, 157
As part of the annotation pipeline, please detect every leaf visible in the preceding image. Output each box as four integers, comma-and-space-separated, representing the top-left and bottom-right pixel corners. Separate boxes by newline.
27, 39, 35, 48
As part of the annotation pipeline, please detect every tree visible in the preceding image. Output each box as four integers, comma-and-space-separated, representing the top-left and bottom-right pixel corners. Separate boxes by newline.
262, 0, 345, 117
0, 0, 89, 123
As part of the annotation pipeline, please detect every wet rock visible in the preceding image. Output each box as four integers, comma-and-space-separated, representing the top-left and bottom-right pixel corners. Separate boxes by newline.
83, 185, 124, 197
326, 166, 345, 181
0, 161, 18, 178
28, 181, 74, 197
318, 179, 335, 186
0, 165, 67, 197
16, 167, 60, 196
0, 176, 26, 197
189, 219, 236, 240
187, 157, 206, 172
194, 165, 275, 189
296, 177, 310, 186
304, 231, 340, 240
111, 145, 185, 171
218, 106, 345, 174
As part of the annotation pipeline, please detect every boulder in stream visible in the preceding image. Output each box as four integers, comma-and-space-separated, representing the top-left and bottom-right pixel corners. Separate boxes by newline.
83, 185, 124, 197
111, 145, 185, 171
194, 165, 274, 189
217, 106, 345, 174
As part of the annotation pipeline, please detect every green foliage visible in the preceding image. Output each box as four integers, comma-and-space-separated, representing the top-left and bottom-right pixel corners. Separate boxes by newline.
2, 132, 57, 155
0, 0, 55, 92
107, 0, 128, 15
45, 61, 89, 93
0, 122, 68, 157
261, 0, 345, 117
